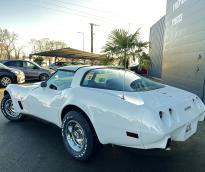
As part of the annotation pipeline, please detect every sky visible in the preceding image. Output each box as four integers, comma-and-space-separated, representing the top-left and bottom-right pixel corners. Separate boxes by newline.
0, 0, 167, 55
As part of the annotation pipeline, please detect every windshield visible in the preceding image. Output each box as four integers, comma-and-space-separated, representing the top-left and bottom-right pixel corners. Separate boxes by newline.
0, 63, 9, 69
46, 70, 75, 90
30, 61, 41, 68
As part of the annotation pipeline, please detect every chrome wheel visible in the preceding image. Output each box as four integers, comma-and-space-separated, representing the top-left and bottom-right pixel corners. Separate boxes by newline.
4, 98, 18, 118
1, 77, 11, 87
66, 120, 86, 152
62, 111, 101, 161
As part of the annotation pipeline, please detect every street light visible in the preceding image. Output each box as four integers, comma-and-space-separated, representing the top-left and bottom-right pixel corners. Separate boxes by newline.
77, 32, 84, 51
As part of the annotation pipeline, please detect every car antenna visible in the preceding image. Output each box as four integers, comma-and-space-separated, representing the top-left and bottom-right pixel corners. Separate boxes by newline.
122, 23, 131, 100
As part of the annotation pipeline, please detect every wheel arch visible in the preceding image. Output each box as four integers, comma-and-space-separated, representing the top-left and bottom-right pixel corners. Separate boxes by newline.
3, 89, 15, 105
61, 104, 101, 143
4, 90, 10, 96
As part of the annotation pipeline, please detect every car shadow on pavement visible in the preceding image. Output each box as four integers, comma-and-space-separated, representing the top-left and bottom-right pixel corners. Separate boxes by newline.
1, 115, 205, 172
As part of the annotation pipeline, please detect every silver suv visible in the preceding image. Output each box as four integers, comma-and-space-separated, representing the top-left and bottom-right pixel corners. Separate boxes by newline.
0, 60, 51, 81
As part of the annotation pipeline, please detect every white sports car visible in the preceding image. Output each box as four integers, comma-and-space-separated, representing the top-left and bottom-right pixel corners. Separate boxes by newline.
1, 66, 205, 161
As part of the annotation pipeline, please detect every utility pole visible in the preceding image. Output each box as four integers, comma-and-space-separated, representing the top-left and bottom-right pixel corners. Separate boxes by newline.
89, 23, 99, 52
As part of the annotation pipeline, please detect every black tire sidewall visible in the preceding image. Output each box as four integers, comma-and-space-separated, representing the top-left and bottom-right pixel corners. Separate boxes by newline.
62, 111, 95, 161
1, 94, 23, 121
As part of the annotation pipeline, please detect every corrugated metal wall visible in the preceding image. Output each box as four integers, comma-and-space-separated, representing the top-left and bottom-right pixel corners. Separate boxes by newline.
149, 16, 165, 78
162, 0, 205, 100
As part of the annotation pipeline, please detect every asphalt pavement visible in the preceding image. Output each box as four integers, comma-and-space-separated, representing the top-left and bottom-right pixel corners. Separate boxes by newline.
0, 111, 205, 172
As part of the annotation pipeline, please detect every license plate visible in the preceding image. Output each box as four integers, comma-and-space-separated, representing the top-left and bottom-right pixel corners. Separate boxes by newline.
186, 123, 192, 133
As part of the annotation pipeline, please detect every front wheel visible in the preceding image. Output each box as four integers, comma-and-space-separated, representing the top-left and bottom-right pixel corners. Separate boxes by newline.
1, 94, 23, 121
62, 111, 101, 161
0, 76, 12, 88
39, 73, 49, 81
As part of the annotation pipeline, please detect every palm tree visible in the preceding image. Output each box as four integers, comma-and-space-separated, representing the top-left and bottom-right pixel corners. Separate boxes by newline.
138, 52, 152, 75
102, 29, 149, 68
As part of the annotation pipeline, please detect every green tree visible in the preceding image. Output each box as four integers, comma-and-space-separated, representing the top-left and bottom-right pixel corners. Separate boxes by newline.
34, 56, 44, 66
102, 29, 149, 68
98, 55, 114, 66
138, 52, 152, 72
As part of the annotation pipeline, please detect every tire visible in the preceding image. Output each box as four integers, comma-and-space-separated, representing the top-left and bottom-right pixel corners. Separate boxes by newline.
62, 111, 101, 161
1, 94, 23, 121
0, 76, 12, 88
39, 73, 49, 81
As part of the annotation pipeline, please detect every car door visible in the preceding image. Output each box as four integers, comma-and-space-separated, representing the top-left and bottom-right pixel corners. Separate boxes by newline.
23, 70, 75, 125
23, 61, 39, 79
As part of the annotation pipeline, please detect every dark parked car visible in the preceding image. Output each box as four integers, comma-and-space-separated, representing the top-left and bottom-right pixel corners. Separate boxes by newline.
0, 60, 51, 81
129, 65, 148, 75
0, 63, 25, 87
49, 62, 69, 71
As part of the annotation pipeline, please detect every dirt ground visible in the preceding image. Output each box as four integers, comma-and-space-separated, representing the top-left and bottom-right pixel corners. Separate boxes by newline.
0, 88, 5, 100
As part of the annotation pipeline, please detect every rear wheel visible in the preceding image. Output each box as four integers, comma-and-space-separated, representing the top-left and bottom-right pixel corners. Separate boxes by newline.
1, 94, 23, 121
62, 111, 101, 161
0, 76, 12, 88
39, 73, 49, 81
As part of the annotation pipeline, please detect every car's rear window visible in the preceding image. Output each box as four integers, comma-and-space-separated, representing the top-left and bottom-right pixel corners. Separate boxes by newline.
124, 71, 164, 92
81, 68, 164, 92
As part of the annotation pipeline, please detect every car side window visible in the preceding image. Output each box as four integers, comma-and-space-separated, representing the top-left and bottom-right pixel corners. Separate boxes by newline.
5, 61, 13, 66
81, 69, 124, 91
24, 62, 36, 69
5, 61, 23, 67
46, 70, 74, 91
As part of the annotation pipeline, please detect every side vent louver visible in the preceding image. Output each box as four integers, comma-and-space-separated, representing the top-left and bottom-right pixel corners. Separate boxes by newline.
18, 101, 23, 110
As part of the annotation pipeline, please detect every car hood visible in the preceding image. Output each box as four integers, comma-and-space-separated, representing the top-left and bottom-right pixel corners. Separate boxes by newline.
124, 85, 197, 108
41, 68, 52, 74
10, 68, 22, 72
6, 67, 23, 74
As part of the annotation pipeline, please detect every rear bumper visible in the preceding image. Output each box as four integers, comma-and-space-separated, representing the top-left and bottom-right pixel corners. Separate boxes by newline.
143, 112, 205, 149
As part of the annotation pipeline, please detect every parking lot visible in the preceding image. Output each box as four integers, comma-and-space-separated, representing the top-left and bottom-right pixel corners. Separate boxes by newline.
0, 88, 204, 172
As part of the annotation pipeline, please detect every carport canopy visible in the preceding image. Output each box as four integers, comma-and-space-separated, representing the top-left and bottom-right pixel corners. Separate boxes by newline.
30, 47, 101, 60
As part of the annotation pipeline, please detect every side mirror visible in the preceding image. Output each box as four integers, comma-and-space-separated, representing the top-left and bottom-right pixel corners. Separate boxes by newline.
40, 81, 47, 88
49, 84, 57, 90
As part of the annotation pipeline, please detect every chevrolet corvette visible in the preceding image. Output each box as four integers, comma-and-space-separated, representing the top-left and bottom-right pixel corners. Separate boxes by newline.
1, 66, 205, 161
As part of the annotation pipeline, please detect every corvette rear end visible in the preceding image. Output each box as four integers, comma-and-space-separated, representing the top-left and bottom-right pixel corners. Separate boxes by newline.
126, 86, 205, 149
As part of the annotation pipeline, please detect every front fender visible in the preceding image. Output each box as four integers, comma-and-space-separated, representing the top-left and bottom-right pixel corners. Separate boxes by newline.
5, 84, 38, 114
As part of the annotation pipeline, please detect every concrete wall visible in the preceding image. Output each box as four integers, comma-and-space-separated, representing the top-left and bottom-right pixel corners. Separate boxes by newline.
149, 16, 166, 78
162, 0, 205, 100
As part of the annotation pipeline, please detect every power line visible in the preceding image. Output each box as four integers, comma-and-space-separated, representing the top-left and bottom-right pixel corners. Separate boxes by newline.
41, 0, 115, 22
21, 1, 119, 25
22, 0, 126, 25
51, 0, 126, 17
